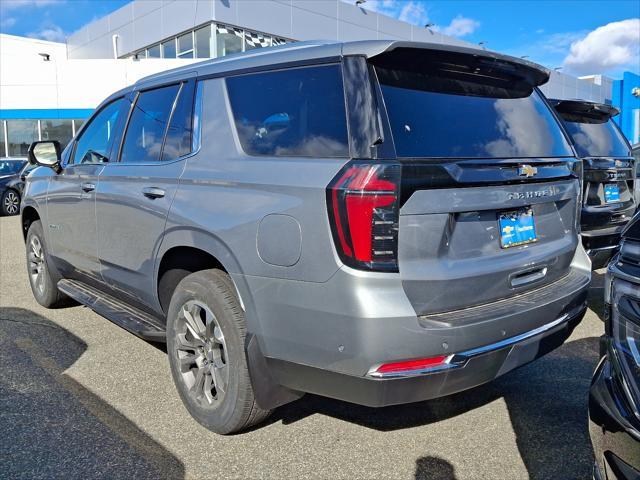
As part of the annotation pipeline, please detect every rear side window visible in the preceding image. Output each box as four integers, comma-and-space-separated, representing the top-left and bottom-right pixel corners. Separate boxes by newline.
120, 84, 180, 164
374, 63, 573, 159
72, 98, 124, 164
226, 64, 349, 157
561, 118, 630, 158
162, 82, 195, 161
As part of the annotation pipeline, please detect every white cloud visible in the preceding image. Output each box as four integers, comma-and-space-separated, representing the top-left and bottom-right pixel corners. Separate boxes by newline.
1, 17, 17, 28
1, 0, 62, 10
28, 24, 66, 42
563, 18, 640, 75
364, 0, 429, 26
398, 2, 428, 25
437, 15, 480, 37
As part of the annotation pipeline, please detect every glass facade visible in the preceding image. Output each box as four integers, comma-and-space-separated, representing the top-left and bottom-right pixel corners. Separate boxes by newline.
134, 22, 289, 61
6, 120, 38, 157
40, 119, 74, 149
0, 119, 87, 158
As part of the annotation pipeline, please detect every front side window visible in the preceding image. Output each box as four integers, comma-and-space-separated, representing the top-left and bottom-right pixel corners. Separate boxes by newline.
373, 54, 573, 159
120, 84, 180, 164
226, 64, 349, 157
562, 118, 630, 158
72, 98, 124, 164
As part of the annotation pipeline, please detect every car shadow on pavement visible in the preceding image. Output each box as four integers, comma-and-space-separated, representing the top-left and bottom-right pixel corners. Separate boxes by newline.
272, 336, 598, 479
0, 307, 184, 480
414, 456, 458, 480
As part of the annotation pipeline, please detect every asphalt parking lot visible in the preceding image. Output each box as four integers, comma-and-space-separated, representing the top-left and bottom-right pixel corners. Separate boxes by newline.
0, 214, 606, 480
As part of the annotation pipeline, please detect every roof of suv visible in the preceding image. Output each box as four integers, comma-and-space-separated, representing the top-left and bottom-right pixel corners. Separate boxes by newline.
134, 39, 551, 90
549, 99, 620, 121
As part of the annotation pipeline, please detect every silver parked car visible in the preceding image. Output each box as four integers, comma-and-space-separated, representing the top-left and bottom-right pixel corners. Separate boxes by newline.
22, 40, 591, 434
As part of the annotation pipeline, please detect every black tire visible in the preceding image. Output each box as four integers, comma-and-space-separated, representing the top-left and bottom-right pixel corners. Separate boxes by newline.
25, 220, 69, 308
166, 269, 271, 434
1, 189, 20, 216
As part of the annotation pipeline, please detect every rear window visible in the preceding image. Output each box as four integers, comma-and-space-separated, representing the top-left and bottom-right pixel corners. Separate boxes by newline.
375, 66, 573, 159
561, 118, 630, 158
226, 64, 349, 157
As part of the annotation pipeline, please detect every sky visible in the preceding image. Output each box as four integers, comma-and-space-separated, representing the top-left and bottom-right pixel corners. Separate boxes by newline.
0, 0, 638, 78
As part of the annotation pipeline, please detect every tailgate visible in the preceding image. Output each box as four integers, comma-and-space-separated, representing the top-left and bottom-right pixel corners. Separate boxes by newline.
399, 174, 580, 315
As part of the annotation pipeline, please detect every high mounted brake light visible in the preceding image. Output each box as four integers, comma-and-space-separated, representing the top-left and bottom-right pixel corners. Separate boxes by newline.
327, 162, 401, 272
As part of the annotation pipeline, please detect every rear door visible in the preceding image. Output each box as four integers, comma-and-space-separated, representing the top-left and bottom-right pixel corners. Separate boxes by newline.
370, 49, 581, 315
95, 79, 197, 312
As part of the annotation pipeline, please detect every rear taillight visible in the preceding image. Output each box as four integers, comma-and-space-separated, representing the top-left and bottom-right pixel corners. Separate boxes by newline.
327, 162, 400, 272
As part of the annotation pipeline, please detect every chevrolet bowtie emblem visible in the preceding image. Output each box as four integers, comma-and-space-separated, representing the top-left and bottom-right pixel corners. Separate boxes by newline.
518, 165, 538, 178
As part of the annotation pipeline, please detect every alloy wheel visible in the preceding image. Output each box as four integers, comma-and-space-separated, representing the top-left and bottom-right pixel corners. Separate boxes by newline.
28, 235, 46, 295
4, 191, 19, 215
175, 300, 229, 406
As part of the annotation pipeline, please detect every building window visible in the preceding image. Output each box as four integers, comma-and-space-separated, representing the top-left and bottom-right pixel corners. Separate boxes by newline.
0, 121, 6, 157
40, 119, 73, 149
245, 31, 271, 50
147, 44, 161, 58
195, 25, 212, 59
216, 24, 243, 57
177, 32, 194, 59
162, 39, 176, 58
6, 120, 39, 157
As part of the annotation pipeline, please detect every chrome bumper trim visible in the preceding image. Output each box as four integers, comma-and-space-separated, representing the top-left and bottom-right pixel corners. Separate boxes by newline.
368, 312, 572, 379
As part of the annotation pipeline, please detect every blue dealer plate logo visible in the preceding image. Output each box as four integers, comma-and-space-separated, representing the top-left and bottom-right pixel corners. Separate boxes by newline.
499, 208, 537, 249
604, 184, 620, 203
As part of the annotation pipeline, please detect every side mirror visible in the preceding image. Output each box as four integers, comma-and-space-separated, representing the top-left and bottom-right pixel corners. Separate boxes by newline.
28, 141, 62, 173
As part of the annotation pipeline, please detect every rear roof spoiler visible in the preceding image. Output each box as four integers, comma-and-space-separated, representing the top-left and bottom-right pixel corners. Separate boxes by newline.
549, 99, 620, 121
346, 40, 550, 88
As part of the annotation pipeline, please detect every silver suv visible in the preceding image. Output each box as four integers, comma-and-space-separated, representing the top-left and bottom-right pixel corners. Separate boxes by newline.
22, 40, 591, 434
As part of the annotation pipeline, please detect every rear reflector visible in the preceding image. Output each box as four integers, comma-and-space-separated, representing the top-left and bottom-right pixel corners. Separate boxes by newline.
375, 355, 450, 374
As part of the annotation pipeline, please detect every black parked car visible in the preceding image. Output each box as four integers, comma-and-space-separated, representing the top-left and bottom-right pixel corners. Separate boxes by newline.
551, 100, 636, 268
0, 158, 33, 216
590, 212, 640, 479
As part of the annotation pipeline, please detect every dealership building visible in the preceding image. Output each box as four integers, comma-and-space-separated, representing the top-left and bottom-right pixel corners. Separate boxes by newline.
1, 0, 639, 158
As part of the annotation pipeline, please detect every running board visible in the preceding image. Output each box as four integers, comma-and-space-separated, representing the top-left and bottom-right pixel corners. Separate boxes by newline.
58, 279, 166, 341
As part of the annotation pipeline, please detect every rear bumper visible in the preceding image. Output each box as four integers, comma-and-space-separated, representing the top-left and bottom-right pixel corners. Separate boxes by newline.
589, 358, 640, 480
267, 302, 587, 407
581, 227, 624, 268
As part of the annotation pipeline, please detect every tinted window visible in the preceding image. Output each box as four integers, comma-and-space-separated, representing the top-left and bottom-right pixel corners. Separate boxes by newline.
376, 67, 573, 159
73, 99, 123, 164
226, 65, 349, 157
0, 160, 25, 175
562, 119, 630, 157
162, 82, 195, 161
120, 84, 180, 164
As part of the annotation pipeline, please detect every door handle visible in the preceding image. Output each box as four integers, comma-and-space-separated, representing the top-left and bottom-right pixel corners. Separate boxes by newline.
81, 183, 95, 192
142, 187, 165, 199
